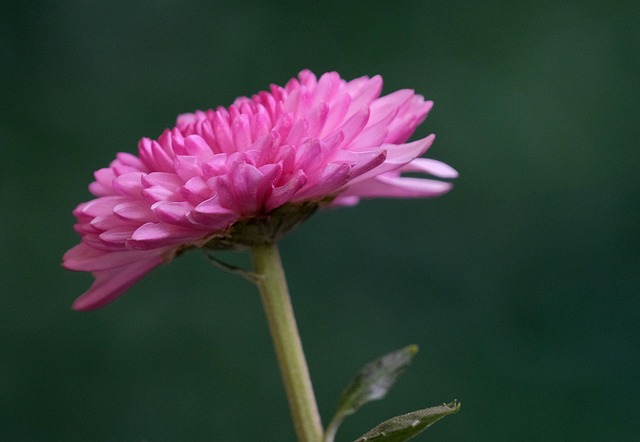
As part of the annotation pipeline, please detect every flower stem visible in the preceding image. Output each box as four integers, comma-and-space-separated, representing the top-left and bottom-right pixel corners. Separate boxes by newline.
250, 242, 324, 442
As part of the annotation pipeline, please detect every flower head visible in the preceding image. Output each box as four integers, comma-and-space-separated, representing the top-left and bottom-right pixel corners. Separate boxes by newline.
63, 70, 457, 310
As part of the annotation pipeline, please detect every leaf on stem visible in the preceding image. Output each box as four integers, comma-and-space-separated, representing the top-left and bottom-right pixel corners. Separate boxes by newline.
324, 345, 419, 442
353, 401, 461, 442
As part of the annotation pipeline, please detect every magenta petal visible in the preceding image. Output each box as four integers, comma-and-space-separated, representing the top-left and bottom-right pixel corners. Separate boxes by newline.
138, 137, 175, 173
142, 185, 175, 202
113, 201, 156, 222
71, 253, 167, 311
266, 170, 307, 211
112, 172, 145, 198
115, 152, 146, 170
322, 93, 351, 136
369, 89, 414, 123
333, 149, 387, 179
64, 243, 157, 272
293, 162, 352, 200
188, 195, 238, 229
333, 106, 370, 147
383, 135, 436, 165
141, 172, 182, 189
174, 155, 202, 181
127, 222, 206, 250
90, 214, 134, 231
98, 227, 135, 245
180, 176, 212, 204
184, 135, 214, 160
76, 196, 124, 217
346, 75, 383, 116
312, 72, 340, 106
152, 201, 195, 226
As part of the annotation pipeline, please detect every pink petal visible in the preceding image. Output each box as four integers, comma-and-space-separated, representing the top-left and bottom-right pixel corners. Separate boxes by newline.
349, 135, 435, 184
152, 201, 195, 226
76, 196, 123, 217
112, 172, 145, 198
89, 168, 117, 196
188, 195, 239, 229
113, 201, 156, 222
342, 175, 453, 199
180, 176, 212, 204
173, 155, 202, 181
312, 72, 341, 106
266, 170, 307, 211
321, 93, 351, 136
293, 162, 352, 200
63, 243, 157, 272
142, 185, 176, 202
71, 253, 168, 311
212, 111, 235, 154
369, 89, 414, 124
99, 227, 135, 246
401, 158, 459, 179
332, 106, 370, 148
346, 75, 383, 117
127, 222, 206, 250
184, 135, 214, 160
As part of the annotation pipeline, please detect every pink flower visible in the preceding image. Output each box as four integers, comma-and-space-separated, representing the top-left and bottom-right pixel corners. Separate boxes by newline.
63, 70, 458, 311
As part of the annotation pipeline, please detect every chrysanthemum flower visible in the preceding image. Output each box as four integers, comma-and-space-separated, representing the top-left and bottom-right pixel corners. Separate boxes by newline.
63, 70, 457, 310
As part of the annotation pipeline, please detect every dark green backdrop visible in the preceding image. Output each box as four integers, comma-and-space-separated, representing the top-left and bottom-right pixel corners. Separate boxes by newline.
2, 1, 638, 440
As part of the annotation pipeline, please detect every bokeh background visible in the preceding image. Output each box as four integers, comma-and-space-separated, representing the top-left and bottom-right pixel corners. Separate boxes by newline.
2, 1, 638, 440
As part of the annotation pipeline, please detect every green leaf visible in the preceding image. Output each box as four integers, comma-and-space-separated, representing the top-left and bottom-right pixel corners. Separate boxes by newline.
338, 345, 419, 415
353, 401, 461, 442
324, 345, 419, 442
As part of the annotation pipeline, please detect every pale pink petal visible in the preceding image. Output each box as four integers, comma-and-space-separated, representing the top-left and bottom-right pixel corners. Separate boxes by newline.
401, 158, 459, 179
343, 175, 453, 199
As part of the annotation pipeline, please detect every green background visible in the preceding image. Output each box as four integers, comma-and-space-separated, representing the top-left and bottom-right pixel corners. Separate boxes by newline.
2, 1, 638, 440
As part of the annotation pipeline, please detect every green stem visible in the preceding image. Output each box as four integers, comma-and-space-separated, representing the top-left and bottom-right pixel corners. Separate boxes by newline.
251, 242, 324, 442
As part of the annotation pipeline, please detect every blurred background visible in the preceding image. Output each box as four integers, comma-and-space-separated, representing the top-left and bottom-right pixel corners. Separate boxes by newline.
1, 1, 638, 440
